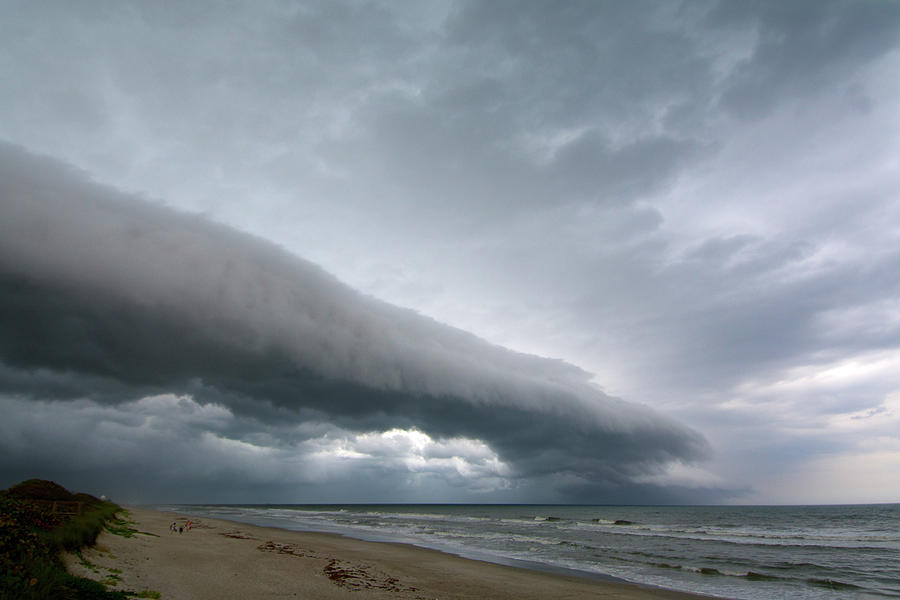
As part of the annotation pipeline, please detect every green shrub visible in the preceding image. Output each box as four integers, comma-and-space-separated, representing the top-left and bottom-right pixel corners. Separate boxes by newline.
2, 479, 75, 502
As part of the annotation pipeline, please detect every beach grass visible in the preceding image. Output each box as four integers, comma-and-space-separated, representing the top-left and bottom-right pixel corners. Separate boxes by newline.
104, 514, 158, 539
46, 504, 121, 552
0, 479, 142, 600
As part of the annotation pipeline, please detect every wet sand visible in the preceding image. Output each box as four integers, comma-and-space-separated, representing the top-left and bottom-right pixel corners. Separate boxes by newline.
65, 507, 722, 600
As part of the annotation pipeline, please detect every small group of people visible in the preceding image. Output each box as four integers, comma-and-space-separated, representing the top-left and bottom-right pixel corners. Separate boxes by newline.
168, 519, 192, 534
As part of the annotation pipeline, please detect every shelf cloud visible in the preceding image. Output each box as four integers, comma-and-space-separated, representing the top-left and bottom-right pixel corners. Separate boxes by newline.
0, 143, 708, 501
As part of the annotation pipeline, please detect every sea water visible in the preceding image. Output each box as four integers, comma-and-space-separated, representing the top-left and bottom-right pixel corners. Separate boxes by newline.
157, 503, 900, 599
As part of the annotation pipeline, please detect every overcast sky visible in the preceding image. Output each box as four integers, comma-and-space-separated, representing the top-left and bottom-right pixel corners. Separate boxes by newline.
1, 0, 899, 505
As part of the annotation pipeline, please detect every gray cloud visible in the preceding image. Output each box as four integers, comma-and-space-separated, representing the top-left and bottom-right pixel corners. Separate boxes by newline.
711, 0, 900, 118
0, 143, 708, 500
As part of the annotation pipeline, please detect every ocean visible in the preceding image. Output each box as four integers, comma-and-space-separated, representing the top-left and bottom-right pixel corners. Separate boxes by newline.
157, 503, 900, 599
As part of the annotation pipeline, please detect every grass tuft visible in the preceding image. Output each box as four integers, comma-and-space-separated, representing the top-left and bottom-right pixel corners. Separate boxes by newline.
105, 516, 158, 539
46, 504, 121, 552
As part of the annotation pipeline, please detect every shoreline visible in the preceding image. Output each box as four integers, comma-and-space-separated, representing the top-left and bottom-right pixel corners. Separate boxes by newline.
66, 506, 724, 600
168, 506, 635, 584
156, 506, 639, 586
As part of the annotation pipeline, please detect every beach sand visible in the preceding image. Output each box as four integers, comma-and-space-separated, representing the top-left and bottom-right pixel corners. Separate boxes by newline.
64, 507, 719, 600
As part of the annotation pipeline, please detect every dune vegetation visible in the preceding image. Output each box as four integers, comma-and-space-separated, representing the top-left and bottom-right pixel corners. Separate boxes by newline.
0, 479, 153, 599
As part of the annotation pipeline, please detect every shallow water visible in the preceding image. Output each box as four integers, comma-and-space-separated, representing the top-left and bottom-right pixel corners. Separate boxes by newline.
157, 503, 900, 600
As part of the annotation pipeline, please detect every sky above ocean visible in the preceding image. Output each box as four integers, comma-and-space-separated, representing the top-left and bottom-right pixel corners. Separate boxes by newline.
1, 0, 899, 505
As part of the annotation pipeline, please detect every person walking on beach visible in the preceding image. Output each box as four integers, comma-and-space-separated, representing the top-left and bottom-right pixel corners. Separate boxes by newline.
170, 522, 177, 534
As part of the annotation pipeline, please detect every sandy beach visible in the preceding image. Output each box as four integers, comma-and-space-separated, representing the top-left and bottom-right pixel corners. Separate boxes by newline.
63, 507, 719, 600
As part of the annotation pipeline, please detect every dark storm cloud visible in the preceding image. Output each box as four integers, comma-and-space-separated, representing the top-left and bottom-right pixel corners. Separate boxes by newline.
0, 143, 708, 497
